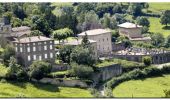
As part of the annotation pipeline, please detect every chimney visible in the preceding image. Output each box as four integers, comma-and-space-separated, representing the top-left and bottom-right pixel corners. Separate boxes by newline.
135, 24, 137, 28
29, 37, 31, 42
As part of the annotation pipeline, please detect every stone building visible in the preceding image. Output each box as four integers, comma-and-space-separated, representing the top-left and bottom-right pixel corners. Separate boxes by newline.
118, 22, 151, 42
64, 38, 98, 59
11, 26, 31, 39
78, 29, 112, 57
12, 36, 55, 67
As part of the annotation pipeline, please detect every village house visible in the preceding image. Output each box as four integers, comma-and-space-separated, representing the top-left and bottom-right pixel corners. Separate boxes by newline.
64, 38, 98, 59
12, 36, 55, 67
78, 29, 112, 57
11, 26, 31, 39
118, 22, 151, 42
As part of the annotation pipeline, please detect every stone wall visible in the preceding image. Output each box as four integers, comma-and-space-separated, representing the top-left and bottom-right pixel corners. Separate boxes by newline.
99, 64, 122, 81
112, 52, 170, 64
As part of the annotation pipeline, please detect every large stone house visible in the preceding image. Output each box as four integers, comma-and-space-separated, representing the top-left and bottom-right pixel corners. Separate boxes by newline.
118, 22, 151, 42
12, 36, 55, 67
64, 38, 98, 59
78, 29, 112, 57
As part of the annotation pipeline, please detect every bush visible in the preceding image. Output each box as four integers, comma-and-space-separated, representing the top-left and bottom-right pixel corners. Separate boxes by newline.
142, 56, 152, 66
28, 60, 52, 80
69, 62, 94, 79
5, 57, 28, 81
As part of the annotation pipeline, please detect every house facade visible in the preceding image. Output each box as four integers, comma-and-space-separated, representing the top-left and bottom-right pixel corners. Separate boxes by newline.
78, 29, 112, 57
12, 36, 55, 67
118, 22, 151, 42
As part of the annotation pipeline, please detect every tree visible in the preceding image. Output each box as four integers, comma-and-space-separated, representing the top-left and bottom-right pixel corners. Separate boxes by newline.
164, 90, 170, 97
28, 60, 52, 80
59, 45, 74, 64
136, 16, 150, 27
1, 45, 15, 66
70, 46, 96, 66
141, 26, 149, 34
30, 30, 43, 36
151, 33, 165, 47
52, 28, 73, 43
77, 10, 102, 31
142, 56, 152, 66
165, 35, 170, 48
11, 17, 22, 27
160, 10, 170, 26
100, 13, 117, 29
128, 3, 142, 17
81, 32, 90, 47
69, 62, 94, 79
6, 56, 28, 80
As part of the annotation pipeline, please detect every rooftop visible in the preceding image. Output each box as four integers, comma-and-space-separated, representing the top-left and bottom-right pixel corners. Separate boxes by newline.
64, 38, 96, 46
13, 36, 53, 43
78, 29, 111, 36
11, 30, 31, 37
12, 26, 31, 32
130, 36, 151, 41
118, 22, 142, 28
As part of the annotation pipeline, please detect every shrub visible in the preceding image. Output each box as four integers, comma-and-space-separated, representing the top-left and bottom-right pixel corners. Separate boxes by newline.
69, 62, 94, 79
142, 56, 152, 66
5, 57, 28, 81
28, 61, 52, 80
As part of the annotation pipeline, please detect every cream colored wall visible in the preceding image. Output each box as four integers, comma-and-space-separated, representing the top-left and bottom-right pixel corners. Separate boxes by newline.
119, 27, 142, 38
79, 32, 112, 55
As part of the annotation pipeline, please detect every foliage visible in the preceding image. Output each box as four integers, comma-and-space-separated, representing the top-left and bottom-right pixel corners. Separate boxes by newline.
59, 45, 74, 64
5, 57, 28, 81
1, 45, 15, 66
52, 28, 73, 43
128, 3, 143, 17
160, 10, 170, 26
142, 56, 152, 66
151, 33, 165, 47
30, 30, 43, 36
100, 13, 117, 29
136, 16, 150, 27
28, 61, 52, 80
69, 62, 94, 79
70, 46, 96, 66
81, 32, 90, 48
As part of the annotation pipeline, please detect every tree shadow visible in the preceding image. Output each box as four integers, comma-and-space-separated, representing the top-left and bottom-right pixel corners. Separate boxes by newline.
137, 74, 165, 81
31, 81, 60, 93
7, 80, 27, 89
162, 26, 170, 30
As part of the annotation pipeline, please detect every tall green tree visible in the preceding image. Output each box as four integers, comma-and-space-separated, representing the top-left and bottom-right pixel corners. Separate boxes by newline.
160, 10, 170, 26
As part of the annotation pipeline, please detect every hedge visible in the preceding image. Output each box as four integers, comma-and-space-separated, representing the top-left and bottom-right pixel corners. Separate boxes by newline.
105, 65, 170, 97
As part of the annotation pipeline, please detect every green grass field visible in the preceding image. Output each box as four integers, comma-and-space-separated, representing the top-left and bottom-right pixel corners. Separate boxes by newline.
148, 3, 170, 14
0, 81, 92, 98
113, 74, 170, 98
148, 17, 170, 37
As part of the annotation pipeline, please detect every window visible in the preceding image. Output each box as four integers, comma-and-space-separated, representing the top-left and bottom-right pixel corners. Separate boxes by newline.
107, 38, 108, 41
44, 42, 47, 44
33, 43, 35, 45
33, 55, 36, 60
15, 47, 18, 52
103, 39, 104, 42
44, 46, 47, 50
50, 41, 52, 43
39, 55, 42, 60
28, 55, 31, 61
50, 53, 53, 58
20, 47, 23, 52
50, 45, 53, 49
33, 47, 36, 51
27, 47, 30, 52
45, 54, 47, 59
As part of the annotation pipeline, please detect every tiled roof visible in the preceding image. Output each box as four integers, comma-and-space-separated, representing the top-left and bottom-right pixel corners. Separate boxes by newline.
78, 29, 111, 36
12, 26, 31, 32
13, 36, 53, 43
118, 22, 142, 28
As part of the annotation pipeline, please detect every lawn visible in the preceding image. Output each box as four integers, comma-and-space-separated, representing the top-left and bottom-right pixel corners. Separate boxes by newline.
113, 74, 170, 98
0, 81, 92, 98
148, 3, 170, 14
148, 17, 170, 37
